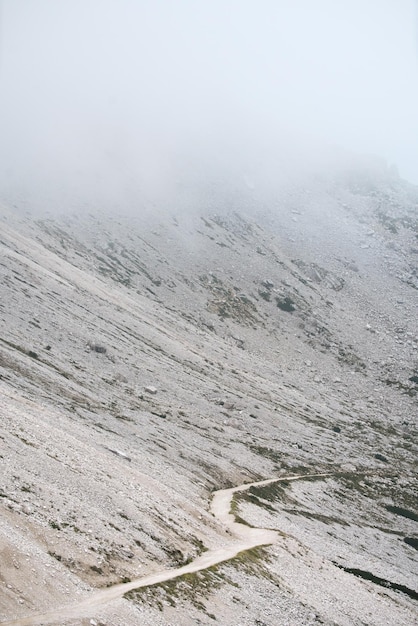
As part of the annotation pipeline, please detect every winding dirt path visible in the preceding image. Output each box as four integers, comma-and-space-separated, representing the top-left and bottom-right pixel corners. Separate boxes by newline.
1, 473, 331, 625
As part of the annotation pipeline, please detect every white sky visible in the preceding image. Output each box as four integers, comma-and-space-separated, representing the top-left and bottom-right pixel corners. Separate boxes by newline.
0, 0, 417, 210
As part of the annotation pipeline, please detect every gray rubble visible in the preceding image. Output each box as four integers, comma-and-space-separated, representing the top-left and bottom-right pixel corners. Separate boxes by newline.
0, 169, 417, 625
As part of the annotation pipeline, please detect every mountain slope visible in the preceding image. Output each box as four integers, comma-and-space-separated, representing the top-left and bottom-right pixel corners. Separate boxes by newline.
0, 170, 417, 625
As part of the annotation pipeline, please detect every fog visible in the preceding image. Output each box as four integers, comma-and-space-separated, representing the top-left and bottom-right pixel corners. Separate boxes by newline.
0, 0, 417, 213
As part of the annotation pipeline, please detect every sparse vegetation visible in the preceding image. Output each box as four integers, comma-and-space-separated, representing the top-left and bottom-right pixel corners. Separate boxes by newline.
258, 290, 271, 302
249, 445, 282, 464
385, 505, 418, 522
124, 547, 272, 612
275, 296, 296, 312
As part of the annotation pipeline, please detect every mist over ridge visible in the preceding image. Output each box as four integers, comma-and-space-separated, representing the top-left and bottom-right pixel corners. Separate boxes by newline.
0, 0, 417, 213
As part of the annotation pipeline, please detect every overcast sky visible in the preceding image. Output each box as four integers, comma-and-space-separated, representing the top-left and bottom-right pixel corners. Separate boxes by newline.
0, 0, 417, 211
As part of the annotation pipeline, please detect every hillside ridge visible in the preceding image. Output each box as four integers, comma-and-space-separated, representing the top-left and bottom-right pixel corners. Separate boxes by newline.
0, 173, 417, 625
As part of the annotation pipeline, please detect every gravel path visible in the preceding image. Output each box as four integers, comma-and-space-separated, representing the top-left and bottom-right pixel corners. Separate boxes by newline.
0, 473, 332, 626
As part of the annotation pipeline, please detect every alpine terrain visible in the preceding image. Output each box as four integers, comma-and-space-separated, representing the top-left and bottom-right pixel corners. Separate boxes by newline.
0, 158, 417, 625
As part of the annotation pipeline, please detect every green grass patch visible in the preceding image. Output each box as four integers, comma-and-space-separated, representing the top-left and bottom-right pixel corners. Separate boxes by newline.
124, 546, 273, 613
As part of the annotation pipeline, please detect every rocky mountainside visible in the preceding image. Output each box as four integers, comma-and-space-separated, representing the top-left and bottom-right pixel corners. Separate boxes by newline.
0, 165, 417, 625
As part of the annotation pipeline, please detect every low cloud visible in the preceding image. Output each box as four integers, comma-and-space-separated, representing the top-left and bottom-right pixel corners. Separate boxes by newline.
0, 0, 417, 213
